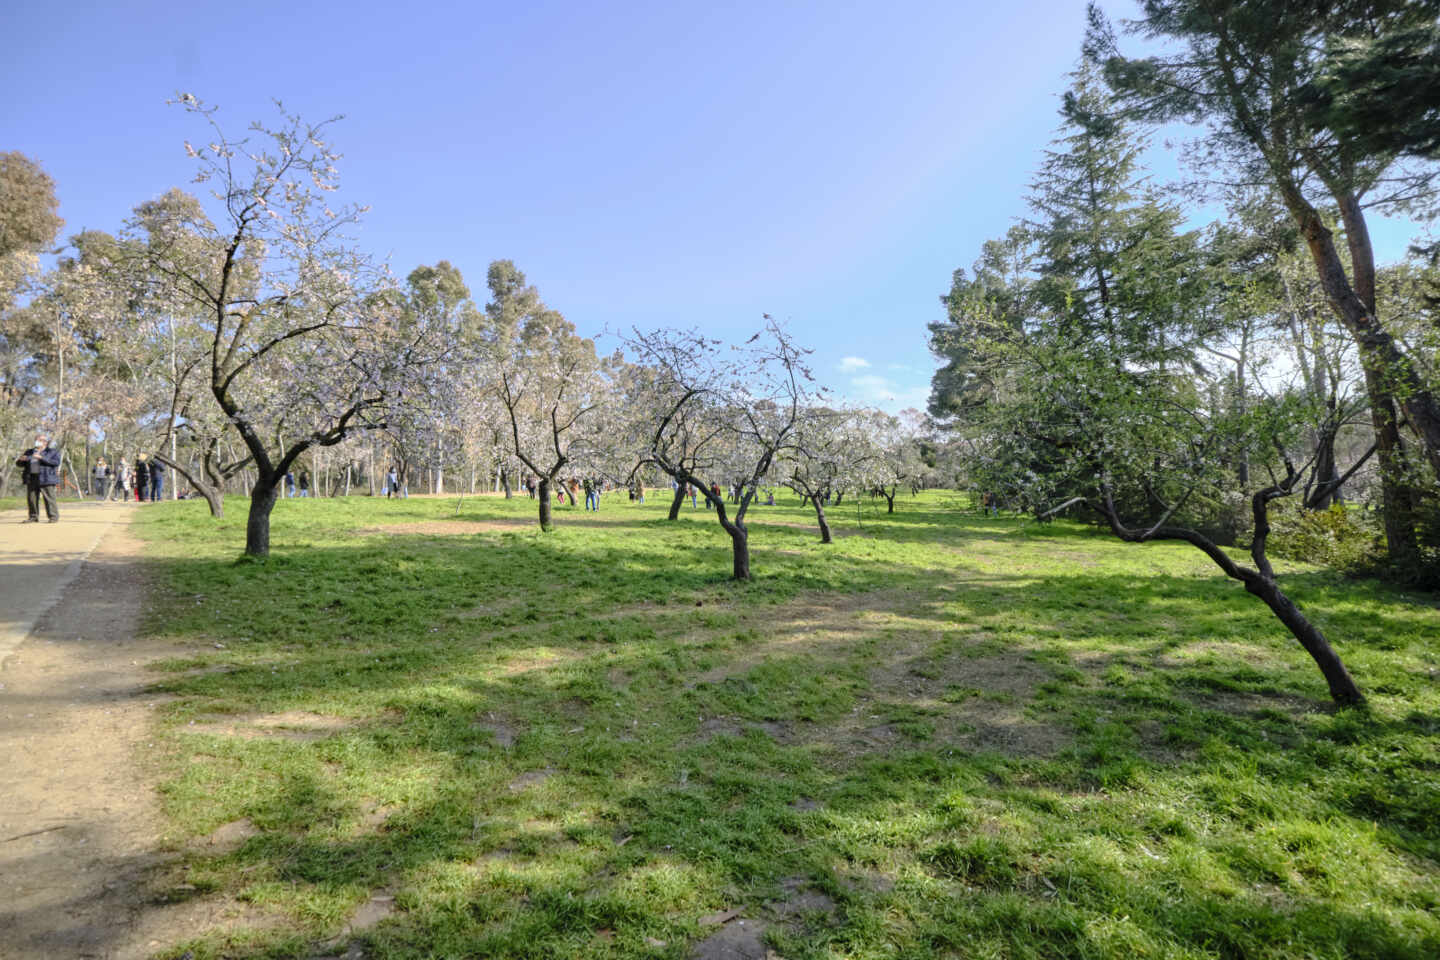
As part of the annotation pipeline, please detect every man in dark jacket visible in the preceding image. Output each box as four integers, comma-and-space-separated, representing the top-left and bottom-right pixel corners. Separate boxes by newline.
15, 432, 62, 522
149, 456, 166, 502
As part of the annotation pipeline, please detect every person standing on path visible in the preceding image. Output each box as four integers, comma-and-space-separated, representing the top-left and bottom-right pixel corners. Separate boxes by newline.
110, 458, 129, 501
148, 457, 165, 502
92, 458, 109, 501
15, 433, 62, 523
133, 454, 149, 503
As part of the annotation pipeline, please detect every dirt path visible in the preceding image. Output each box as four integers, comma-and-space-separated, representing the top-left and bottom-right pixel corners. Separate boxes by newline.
0, 502, 182, 960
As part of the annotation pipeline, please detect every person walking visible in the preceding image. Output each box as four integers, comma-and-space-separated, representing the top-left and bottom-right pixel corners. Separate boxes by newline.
110, 458, 129, 502
93, 458, 110, 501
386, 466, 399, 499
149, 456, 166, 501
583, 476, 596, 511
298, 469, 310, 498
15, 432, 62, 523
133, 454, 150, 503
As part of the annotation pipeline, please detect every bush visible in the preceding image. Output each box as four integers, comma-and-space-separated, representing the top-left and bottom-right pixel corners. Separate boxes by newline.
1264, 502, 1385, 571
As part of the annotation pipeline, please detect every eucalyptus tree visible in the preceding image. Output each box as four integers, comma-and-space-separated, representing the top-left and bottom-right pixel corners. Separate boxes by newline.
0, 151, 63, 314
377, 261, 482, 494
1087, 0, 1440, 564
627, 318, 819, 580
143, 96, 434, 556
482, 260, 603, 530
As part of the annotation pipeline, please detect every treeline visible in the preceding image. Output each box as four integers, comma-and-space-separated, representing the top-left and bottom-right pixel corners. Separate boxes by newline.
0, 98, 944, 566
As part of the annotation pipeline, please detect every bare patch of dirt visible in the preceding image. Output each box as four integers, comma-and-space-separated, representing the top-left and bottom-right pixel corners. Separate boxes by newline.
358, 518, 532, 537
694, 716, 744, 743
839, 866, 896, 894
1195, 689, 1327, 720
0, 517, 286, 958
765, 877, 837, 921
689, 915, 770, 960
750, 720, 795, 744
194, 818, 260, 854
757, 518, 871, 540
507, 768, 555, 791
472, 715, 519, 748
311, 891, 396, 958
660, 585, 1071, 759
181, 710, 357, 742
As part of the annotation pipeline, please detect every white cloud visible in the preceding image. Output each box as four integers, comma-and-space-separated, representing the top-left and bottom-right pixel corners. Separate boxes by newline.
847, 373, 930, 414
838, 356, 871, 373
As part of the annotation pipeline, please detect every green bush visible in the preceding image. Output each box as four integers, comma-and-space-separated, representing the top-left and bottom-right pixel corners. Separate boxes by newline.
1265, 502, 1385, 571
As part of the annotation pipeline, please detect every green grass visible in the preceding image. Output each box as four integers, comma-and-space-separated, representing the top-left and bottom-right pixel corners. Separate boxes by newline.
130, 490, 1440, 959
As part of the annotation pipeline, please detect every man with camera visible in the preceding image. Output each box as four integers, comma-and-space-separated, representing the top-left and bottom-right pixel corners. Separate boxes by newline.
15, 432, 62, 523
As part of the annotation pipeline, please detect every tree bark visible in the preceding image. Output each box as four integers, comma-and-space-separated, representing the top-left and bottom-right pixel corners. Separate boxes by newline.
1362, 371, 1420, 564
537, 477, 553, 532
153, 452, 224, 518
668, 482, 685, 520
729, 525, 751, 580
813, 499, 833, 544
1244, 577, 1365, 705
245, 482, 279, 557
1284, 185, 1440, 479
1092, 490, 1365, 707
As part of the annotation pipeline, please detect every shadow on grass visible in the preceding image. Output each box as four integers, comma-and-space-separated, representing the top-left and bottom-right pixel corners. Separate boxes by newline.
62, 500, 1440, 958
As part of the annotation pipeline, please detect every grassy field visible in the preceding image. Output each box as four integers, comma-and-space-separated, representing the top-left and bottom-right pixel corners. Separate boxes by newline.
131, 489, 1440, 959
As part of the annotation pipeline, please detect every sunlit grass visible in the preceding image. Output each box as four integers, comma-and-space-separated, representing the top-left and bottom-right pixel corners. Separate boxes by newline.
132, 489, 1440, 959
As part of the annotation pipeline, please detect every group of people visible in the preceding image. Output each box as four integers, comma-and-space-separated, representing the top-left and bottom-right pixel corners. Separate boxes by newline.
283, 470, 313, 498
520, 474, 613, 508
15, 434, 169, 523
90, 453, 166, 504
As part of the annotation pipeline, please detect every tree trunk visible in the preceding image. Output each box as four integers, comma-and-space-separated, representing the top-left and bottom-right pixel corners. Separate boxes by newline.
1286, 186, 1440, 479
537, 477, 553, 531
1363, 370, 1421, 564
1096, 491, 1365, 707
1309, 416, 1340, 510
730, 525, 751, 580
813, 500, 832, 544
501, 467, 512, 499
154, 453, 224, 518
1244, 577, 1365, 706
245, 482, 279, 557
668, 483, 685, 520
885, 493, 896, 514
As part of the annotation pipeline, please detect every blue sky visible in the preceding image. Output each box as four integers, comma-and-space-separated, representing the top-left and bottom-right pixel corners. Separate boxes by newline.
2, 1, 1427, 413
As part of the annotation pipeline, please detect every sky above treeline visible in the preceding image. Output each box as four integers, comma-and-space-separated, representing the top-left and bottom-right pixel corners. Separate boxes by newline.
2, 0, 1426, 414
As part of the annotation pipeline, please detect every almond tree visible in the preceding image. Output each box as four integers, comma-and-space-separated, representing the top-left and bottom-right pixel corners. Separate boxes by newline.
146, 96, 432, 556
627, 318, 819, 580
781, 407, 877, 543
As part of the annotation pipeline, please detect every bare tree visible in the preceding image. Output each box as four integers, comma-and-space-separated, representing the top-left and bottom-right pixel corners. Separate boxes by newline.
627, 318, 820, 580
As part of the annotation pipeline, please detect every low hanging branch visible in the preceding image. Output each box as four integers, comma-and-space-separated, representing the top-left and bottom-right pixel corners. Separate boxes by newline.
1087, 471, 1364, 707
